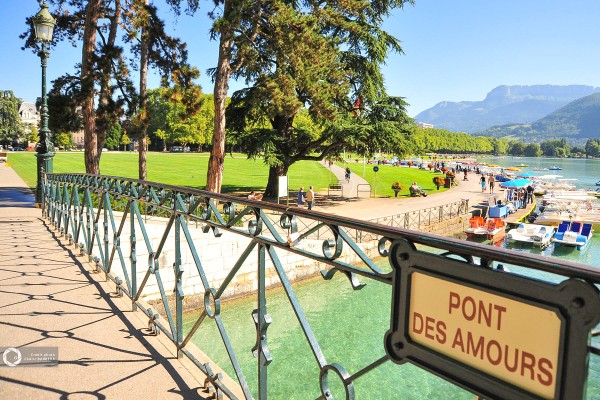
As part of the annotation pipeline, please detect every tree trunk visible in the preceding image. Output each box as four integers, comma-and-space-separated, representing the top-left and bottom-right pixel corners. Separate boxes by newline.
81, 0, 101, 174
264, 164, 288, 198
206, 0, 233, 193
96, 0, 121, 157
138, 0, 149, 181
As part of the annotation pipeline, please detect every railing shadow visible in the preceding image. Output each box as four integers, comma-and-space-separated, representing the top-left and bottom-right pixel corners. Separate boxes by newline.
41, 173, 600, 400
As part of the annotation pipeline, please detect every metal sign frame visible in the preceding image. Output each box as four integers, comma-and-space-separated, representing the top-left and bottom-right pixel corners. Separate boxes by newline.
384, 238, 600, 400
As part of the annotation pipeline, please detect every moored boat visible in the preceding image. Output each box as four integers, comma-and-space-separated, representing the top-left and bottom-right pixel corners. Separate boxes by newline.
552, 221, 593, 250
465, 216, 506, 243
507, 223, 555, 247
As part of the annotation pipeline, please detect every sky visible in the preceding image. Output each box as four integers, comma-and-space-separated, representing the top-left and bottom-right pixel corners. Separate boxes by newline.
2, 0, 600, 118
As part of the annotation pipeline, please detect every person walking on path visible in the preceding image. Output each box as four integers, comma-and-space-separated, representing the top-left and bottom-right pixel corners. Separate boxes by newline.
480, 175, 486, 193
306, 186, 315, 210
488, 174, 496, 194
345, 167, 351, 182
297, 187, 306, 206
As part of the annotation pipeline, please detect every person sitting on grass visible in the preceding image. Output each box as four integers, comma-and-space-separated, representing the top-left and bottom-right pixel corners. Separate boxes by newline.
248, 191, 263, 200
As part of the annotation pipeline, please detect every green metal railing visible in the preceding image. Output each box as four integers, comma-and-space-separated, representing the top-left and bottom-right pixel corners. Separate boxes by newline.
368, 198, 470, 230
42, 173, 600, 400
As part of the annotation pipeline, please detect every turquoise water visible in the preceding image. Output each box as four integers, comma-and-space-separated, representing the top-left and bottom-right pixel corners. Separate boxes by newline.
183, 156, 600, 399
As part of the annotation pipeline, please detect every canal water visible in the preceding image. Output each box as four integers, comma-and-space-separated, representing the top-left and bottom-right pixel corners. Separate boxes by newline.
183, 156, 600, 399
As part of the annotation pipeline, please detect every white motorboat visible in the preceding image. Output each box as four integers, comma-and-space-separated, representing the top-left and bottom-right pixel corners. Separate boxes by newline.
507, 223, 555, 247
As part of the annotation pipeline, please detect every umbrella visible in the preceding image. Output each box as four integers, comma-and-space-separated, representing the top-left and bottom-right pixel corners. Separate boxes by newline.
500, 179, 531, 189
517, 172, 535, 178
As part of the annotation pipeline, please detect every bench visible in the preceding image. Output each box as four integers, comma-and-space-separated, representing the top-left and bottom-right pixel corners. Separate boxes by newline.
0, 152, 7, 162
328, 183, 343, 197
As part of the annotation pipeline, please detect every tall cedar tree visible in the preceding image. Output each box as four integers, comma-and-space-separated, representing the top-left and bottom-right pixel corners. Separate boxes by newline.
221, 1, 414, 197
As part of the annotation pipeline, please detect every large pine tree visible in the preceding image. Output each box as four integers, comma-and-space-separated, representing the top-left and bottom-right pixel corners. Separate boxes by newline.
215, 0, 414, 196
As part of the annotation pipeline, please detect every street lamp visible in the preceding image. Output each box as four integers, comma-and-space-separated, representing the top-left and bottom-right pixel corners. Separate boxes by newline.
33, 0, 56, 205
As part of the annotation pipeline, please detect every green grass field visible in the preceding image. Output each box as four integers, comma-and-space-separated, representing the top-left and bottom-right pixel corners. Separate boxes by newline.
340, 161, 449, 197
7, 151, 448, 198
7, 151, 335, 195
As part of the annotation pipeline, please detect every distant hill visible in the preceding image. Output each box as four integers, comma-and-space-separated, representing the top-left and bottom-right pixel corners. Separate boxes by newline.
414, 85, 600, 133
478, 92, 600, 143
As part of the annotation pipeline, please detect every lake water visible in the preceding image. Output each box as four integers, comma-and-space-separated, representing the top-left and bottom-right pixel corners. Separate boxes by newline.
184, 156, 600, 399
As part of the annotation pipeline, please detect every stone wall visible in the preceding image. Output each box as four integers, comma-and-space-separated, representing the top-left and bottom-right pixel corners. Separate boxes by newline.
418, 213, 471, 238
85, 213, 381, 311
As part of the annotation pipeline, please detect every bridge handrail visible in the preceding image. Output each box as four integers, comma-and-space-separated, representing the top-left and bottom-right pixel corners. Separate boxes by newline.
42, 173, 600, 399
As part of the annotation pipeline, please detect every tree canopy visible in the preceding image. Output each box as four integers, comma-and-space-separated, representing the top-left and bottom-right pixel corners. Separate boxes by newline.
0, 91, 24, 146
21, 0, 202, 173
223, 0, 415, 196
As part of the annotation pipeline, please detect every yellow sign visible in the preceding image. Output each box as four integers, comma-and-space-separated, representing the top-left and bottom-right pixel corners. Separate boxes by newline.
409, 272, 561, 399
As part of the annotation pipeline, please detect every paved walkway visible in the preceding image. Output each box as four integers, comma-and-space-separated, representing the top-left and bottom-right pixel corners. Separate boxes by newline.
315, 165, 493, 220
0, 165, 210, 399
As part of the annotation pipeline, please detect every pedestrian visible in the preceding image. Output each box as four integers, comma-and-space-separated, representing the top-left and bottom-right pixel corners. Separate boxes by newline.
463, 170, 468, 181
526, 184, 534, 204
345, 167, 351, 182
306, 186, 315, 210
488, 174, 496, 194
520, 188, 527, 208
480, 175, 486, 192
297, 187, 305, 206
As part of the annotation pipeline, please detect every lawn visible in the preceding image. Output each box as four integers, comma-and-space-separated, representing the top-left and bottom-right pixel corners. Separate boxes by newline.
340, 161, 449, 197
7, 151, 336, 195
8, 151, 451, 199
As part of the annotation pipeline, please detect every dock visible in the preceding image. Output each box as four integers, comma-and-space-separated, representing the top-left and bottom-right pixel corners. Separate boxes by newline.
505, 199, 538, 226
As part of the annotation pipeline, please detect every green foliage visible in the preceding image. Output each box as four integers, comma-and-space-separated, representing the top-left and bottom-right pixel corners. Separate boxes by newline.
121, 133, 132, 146
0, 90, 24, 144
523, 143, 542, 157
508, 141, 525, 156
540, 138, 570, 157
585, 139, 600, 158
28, 125, 39, 143
105, 123, 123, 150
409, 126, 500, 154
224, 0, 414, 196
145, 87, 208, 150
46, 85, 83, 135
55, 132, 73, 149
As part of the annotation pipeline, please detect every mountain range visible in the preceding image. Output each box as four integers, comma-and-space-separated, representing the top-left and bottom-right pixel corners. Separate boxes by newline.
414, 85, 600, 140
477, 92, 600, 143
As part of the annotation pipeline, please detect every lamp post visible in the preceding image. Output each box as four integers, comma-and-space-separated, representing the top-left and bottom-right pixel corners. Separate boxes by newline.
33, 0, 56, 205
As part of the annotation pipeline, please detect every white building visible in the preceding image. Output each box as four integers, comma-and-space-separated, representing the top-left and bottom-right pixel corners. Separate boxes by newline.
19, 102, 39, 126
416, 121, 434, 129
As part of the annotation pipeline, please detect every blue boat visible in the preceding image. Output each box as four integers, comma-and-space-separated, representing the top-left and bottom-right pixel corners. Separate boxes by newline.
549, 166, 562, 170
553, 221, 593, 250
596, 180, 600, 186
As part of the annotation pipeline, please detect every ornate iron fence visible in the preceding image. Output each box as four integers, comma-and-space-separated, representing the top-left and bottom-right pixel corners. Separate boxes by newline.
42, 173, 600, 400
